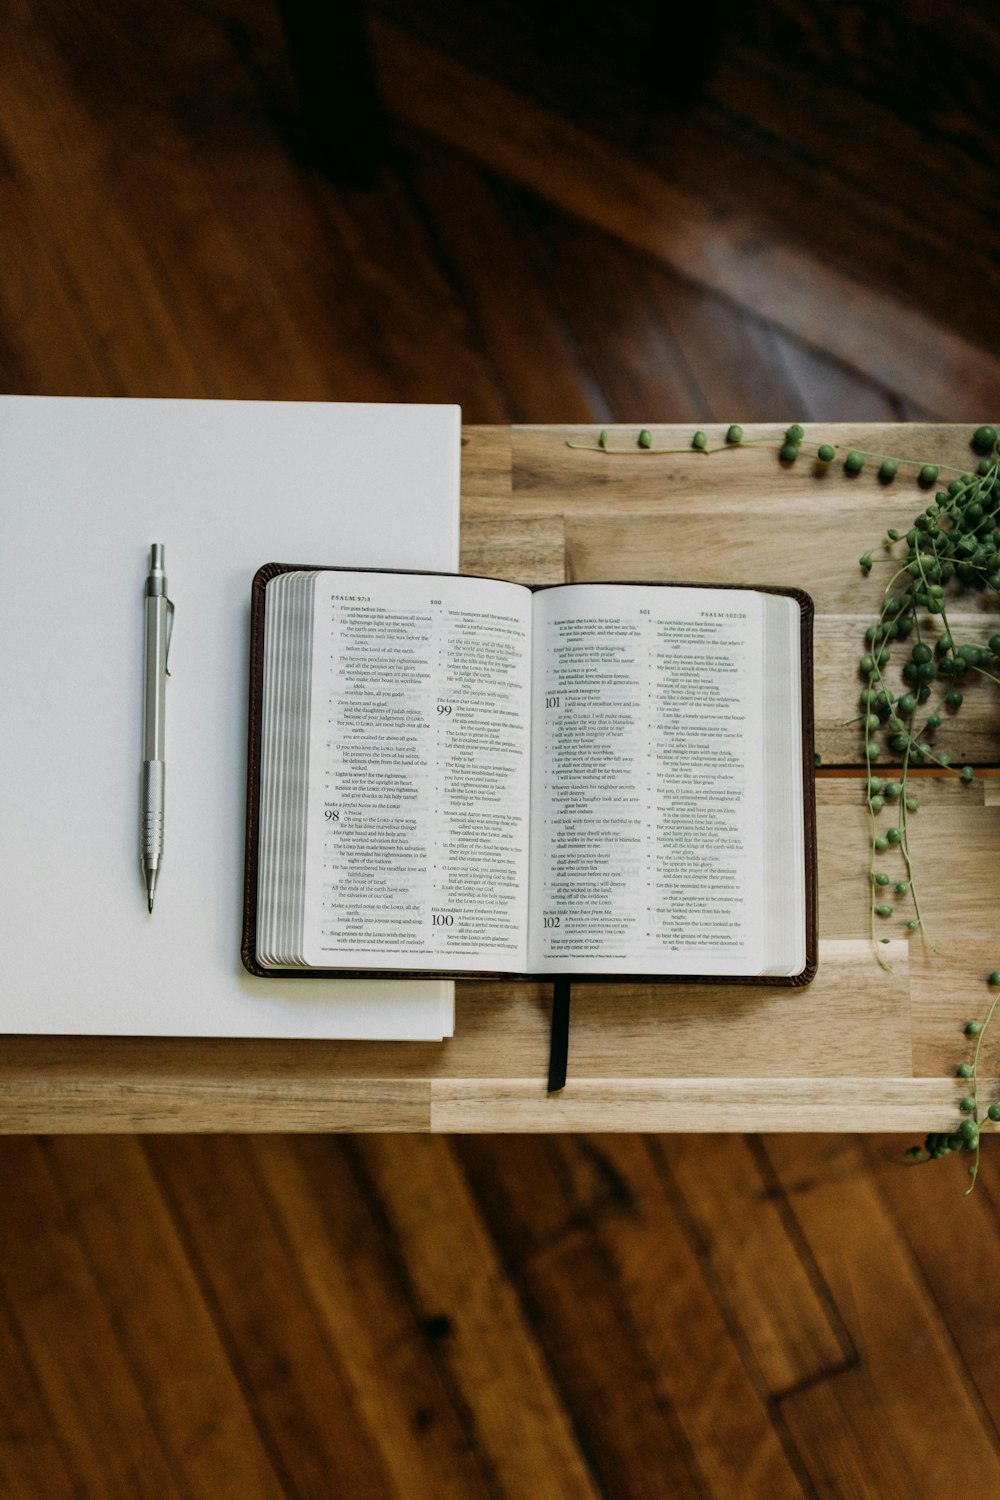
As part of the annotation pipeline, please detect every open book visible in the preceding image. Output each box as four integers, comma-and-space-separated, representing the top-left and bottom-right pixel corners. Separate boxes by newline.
243, 566, 816, 983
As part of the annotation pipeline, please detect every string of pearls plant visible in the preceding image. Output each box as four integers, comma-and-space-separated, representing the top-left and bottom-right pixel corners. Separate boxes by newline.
567, 421, 999, 1191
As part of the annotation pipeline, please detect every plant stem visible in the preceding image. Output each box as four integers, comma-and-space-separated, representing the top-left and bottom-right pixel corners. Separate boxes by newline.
834, 444, 967, 476
964, 988, 1000, 1194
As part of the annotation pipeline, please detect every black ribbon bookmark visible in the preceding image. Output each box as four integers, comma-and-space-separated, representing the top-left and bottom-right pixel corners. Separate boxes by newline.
547, 980, 572, 1093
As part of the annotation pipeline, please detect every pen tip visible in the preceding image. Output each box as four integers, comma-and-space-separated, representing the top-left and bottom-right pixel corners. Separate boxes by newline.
148, 896, 154, 914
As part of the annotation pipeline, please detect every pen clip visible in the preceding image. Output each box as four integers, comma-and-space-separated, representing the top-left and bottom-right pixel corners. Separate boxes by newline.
165, 596, 175, 677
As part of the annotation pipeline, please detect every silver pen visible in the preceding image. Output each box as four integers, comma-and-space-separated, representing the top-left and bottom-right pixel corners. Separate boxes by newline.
141, 544, 174, 912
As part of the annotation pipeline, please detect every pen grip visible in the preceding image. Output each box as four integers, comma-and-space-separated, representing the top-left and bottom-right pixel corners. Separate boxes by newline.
141, 760, 165, 860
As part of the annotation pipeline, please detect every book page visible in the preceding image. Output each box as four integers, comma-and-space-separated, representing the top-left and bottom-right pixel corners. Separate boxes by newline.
527, 584, 767, 975
302, 571, 533, 971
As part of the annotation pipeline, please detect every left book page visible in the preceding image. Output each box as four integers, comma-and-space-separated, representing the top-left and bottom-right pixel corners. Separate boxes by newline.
255, 569, 535, 973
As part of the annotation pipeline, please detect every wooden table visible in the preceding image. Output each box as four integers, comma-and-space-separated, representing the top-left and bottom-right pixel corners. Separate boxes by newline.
3, 423, 998, 1133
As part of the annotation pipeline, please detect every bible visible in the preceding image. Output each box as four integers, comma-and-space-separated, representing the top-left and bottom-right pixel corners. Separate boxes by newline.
243, 565, 816, 983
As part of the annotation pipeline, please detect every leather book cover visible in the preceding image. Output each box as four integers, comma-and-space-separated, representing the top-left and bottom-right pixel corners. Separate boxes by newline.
242, 567, 817, 986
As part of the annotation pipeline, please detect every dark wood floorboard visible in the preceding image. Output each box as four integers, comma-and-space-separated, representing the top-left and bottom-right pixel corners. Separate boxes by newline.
3, 1, 1000, 1495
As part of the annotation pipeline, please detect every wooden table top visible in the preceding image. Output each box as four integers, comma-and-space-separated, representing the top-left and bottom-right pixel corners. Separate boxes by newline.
4, 422, 998, 1133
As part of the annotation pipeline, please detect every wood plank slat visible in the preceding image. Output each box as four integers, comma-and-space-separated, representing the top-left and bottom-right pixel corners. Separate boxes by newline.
575, 1135, 811, 1497
0, 140, 111, 395
817, 797, 1000, 940
352, 1135, 604, 1500
0, 1072, 433, 1133
764, 1134, 1000, 1493
1, 0, 401, 404
458, 1135, 809, 1498
42, 1137, 288, 1500
369, 0, 1000, 377
775, 1361, 921, 1500
371, 19, 1000, 417
768, 336, 901, 424
250, 1136, 495, 1500
429, 1078, 969, 1133
404, 135, 603, 423
649, 281, 807, 425
909, 938, 1000, 1082
707, 37, 1000, 260
0, 1, 212, 397
863, 1134, 1000, 1430
502, 201, 709, 422
651, 1135, 851, 1396
0, 1140, 186, 1499
459, 514, 567, 585
0, 1288, 78, 1500
501, 422, 984, 517
310, 170, 513, 417
500, 1227, 710, 1500
0, 0, 522, 411
145, 1135, 398, 1500
719, 3, 1000, 293
458, 426, 513, 510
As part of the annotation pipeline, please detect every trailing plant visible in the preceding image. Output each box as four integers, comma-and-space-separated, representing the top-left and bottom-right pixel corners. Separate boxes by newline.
566, 421, 1000, 1190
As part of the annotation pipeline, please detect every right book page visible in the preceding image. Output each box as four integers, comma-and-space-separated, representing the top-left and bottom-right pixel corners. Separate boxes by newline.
526, 583, 806, 979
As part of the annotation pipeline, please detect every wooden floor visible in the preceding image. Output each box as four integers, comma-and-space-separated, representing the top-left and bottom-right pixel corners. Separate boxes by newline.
2, 0, 1000, 1493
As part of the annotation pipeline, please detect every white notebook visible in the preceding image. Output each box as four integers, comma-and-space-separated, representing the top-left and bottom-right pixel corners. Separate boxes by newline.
0, 396, 460, 1039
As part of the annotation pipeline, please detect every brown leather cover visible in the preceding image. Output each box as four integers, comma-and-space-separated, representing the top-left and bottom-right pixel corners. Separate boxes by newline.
242, 566, 817, 986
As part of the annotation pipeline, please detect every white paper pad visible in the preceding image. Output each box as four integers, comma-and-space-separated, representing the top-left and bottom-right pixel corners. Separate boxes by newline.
0, 397, 460, 1039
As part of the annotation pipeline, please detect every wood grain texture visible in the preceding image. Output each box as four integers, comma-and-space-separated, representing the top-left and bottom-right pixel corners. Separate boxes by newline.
0, 1140, 186, 1498
1, 424, 998, 1130
2, 1128, 995, 1499
863, 1133, 1000, 1431
0, 1289, 78, 1500
41, 1137, 287, 1499
4, 2, 1000, 1494
250, 1137, 495, 1500
765, 1134, 1000, 1493
144, 1135, 400, 1498
353, 1135, 604, 1499
370, 17, 1000, 418
456, 1133, 808, 1496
